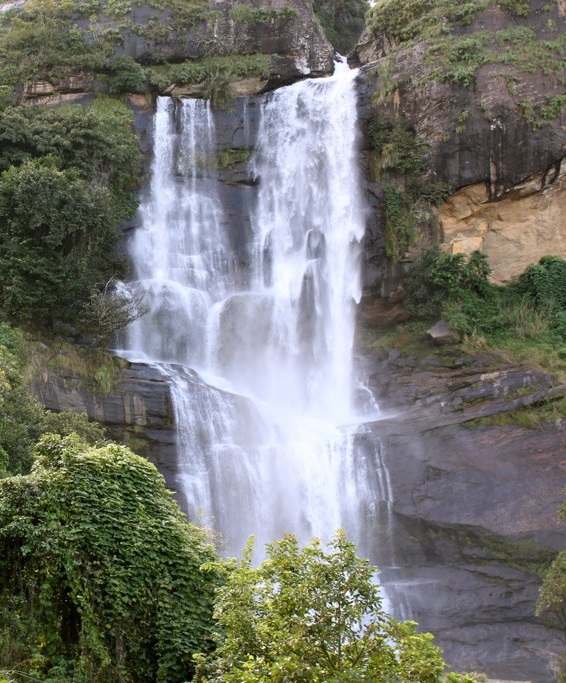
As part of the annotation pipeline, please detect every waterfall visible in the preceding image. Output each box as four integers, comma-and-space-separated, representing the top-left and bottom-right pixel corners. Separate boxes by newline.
123, 60, 386, 559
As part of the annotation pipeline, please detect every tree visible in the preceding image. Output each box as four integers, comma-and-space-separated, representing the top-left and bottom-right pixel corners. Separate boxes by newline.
0, 102, 141, 332
0, 434, 219, 682
195, 531, 477, 682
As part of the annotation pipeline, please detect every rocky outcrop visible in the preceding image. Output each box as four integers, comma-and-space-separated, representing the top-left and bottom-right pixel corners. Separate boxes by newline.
27, 333, 566, 680
4, 0, 334, 103
355, 0, 566, 285
360, 349, 566, 681
30, 358, 179, 493
439, 161, 566, 283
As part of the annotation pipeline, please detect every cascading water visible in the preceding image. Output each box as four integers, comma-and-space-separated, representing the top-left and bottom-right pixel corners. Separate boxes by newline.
123, 60, 388, 559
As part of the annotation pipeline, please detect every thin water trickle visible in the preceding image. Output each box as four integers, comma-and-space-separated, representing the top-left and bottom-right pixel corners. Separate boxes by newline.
123, 60, 389, 560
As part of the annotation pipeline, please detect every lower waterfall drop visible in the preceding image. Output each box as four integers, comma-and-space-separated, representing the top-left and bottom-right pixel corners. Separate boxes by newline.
124, 60, 386, 559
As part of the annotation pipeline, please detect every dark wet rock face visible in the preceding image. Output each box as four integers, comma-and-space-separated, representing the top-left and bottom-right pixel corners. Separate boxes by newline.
363, 351, 566, 681
30, 361, 179, 493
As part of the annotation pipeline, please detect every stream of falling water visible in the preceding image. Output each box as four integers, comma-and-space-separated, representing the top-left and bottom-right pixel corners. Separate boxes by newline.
122, 60, 390, 560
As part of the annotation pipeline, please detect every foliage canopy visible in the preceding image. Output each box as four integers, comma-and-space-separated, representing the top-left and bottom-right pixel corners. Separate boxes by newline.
0, 101, 142, 331
195, 531, 477, 683
0, 434, 219, 682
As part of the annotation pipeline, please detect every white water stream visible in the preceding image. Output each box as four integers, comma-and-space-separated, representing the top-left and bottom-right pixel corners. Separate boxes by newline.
122, 60, 389, 559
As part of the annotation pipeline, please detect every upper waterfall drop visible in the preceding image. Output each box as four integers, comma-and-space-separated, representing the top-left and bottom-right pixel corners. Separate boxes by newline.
123, 60, 383, 558
210, 58, 368, 422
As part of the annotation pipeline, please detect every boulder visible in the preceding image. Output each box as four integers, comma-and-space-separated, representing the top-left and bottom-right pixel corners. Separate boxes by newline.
426, 320, 460, 345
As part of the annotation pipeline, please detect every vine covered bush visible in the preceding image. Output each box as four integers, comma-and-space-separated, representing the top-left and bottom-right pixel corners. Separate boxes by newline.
0, 434, 219, 682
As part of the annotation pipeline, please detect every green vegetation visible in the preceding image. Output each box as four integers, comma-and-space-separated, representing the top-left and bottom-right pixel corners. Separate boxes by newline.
194, 531, 478, 682
537, 491, 566, 680
312, 0, 368, 54
391, 250, 566, 379
403, 246, 493, 326
0, 100, 142, 335
0, 0, 212, 90
0, 433, 218, 682
148, 54, 272, 107
0, 0, 280, 104
24, 335, 130, 394
468, 395, 566, 430
538, 548, 566, 633
367, 117, 451, 261
382, 185, 418, 261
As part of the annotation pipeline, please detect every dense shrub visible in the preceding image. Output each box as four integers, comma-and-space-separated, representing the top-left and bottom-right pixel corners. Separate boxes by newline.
514, 255, 566, 337
403, 250, 566, 352
0, 435, 218, 682
403, 246, 493, 327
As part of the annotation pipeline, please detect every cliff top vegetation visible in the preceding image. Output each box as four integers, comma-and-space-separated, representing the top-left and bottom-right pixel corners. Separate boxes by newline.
367, 0, 566, 127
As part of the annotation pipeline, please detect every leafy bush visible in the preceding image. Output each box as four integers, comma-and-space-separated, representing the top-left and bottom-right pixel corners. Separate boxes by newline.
515, 255, 566, 310
0, 434, 219, 682
106, 55, 147, 93
513, 256, 566, 338
403, 246, 495, 333
403, 251, 566, 355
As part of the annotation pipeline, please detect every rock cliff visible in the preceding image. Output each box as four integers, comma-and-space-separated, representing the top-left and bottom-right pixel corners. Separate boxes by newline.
364, 350, 566, 681
355, 0, 566, 285
0, 0, 334, 107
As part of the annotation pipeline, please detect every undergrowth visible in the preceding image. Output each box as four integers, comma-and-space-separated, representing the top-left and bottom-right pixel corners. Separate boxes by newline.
365, 251, 566, 384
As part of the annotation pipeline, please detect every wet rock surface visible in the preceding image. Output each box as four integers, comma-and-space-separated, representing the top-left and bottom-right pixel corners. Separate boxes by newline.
363, 350, 566, 681
30, 360, 179, 493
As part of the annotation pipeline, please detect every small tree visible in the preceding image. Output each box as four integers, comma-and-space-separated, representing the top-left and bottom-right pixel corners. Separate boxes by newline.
195, 531, 477, 682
